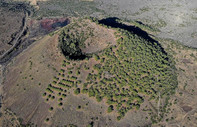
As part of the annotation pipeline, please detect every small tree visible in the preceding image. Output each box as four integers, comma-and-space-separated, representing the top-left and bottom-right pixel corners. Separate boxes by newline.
74, 88, 80, 95
49, 107, 54, 111
93, 54, 100, 61
107, 105, 114, 113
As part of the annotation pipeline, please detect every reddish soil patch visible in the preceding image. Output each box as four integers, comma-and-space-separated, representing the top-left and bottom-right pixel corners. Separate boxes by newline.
182, 59, 193, 64
182, 106, 193, 112
40, 18, 70, 31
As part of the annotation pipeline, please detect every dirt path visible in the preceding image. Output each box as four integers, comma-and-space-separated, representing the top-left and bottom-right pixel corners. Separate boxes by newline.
0, 4, 33, 65
0, 11, 28, 63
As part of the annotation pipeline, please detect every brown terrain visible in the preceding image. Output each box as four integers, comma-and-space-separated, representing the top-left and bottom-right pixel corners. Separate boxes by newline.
2, 35, 62, 126
66, 19, 116, 54
156, 40, 197, 127
0, 1, 70, 65
1, 20, 146, 127
27, 17, 70, 39
0, 17, 197, 127
0, 6, 25, 56
0, 2, 197, 126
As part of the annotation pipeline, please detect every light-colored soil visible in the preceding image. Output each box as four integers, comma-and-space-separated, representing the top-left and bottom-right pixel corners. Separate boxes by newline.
14, 0, 48, 6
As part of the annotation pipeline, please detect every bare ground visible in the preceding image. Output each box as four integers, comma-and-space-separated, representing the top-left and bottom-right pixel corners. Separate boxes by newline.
152, 39, 197, 127
0, 21, 150, 127
1, 34, 64, 126
0, 18, 197, 126
0, 6, 25, 56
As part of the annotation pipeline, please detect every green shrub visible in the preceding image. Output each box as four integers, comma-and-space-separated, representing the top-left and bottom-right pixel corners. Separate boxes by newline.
74, 88, 80, 95
107, 105, 114, 113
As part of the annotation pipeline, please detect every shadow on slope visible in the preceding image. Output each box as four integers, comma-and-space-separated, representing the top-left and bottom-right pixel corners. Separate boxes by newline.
98, 17, 167, 55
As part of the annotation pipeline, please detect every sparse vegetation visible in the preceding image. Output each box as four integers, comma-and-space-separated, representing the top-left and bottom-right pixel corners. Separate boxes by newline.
2, 0, 197, 126
43, 18, 177, 121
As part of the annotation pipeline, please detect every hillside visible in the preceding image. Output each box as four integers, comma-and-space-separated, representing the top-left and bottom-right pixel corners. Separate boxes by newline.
50, 18, 178, 121
0, 18, 197, 127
